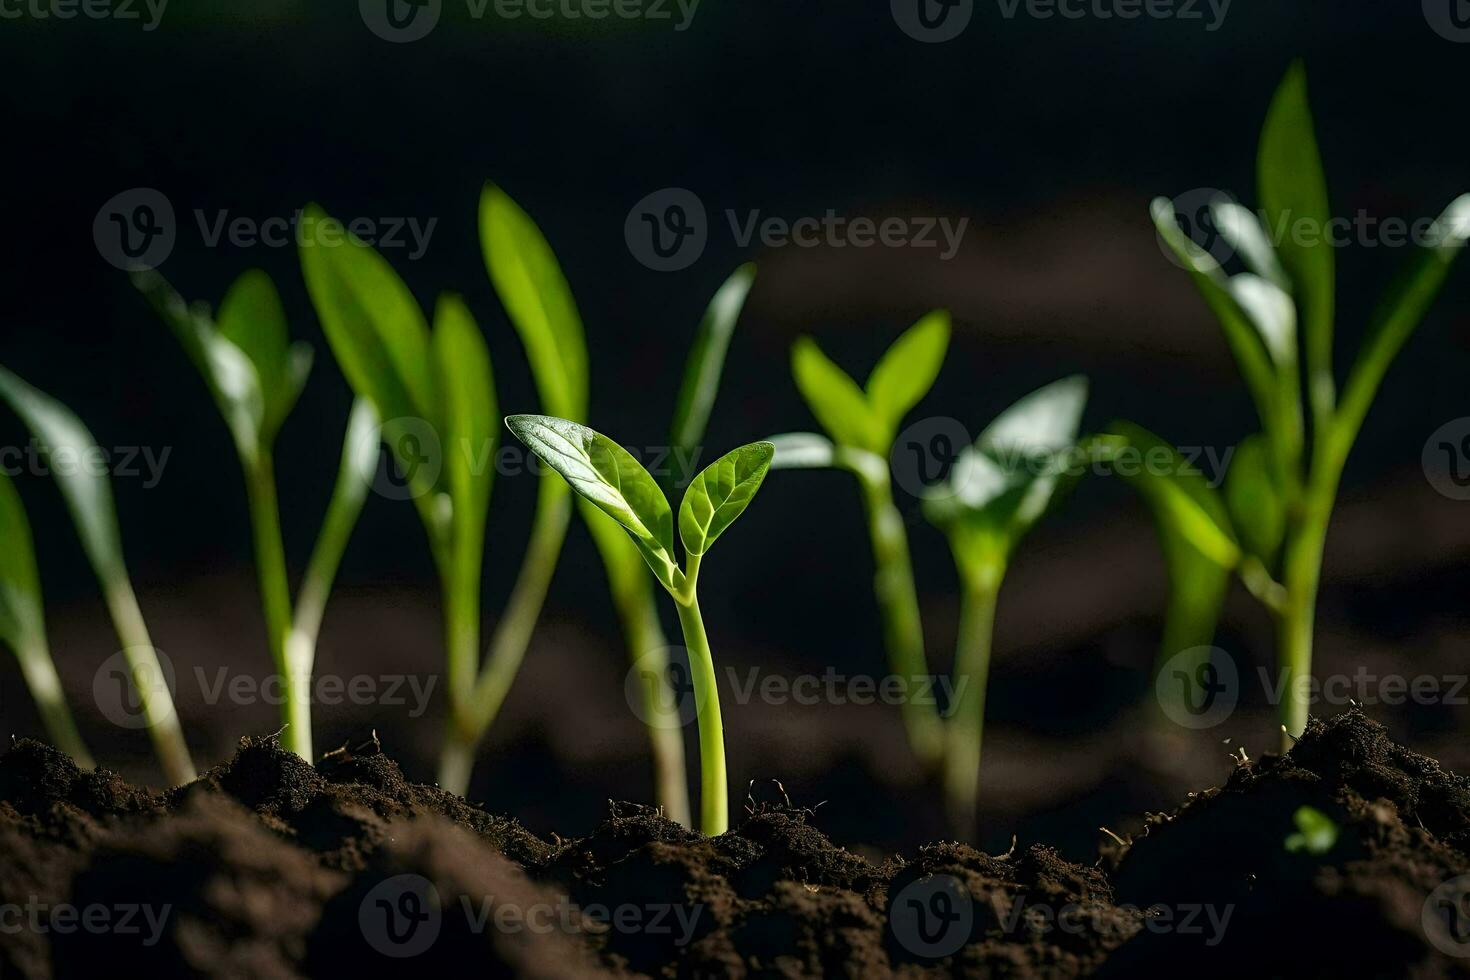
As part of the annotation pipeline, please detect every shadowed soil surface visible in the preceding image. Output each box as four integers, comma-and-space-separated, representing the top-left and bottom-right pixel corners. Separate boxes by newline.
1, 710, 1467, 977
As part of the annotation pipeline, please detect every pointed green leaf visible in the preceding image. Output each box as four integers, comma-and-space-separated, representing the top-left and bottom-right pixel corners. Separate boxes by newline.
976, 375, 1088, 466
432, 295, 497, 533
1228, 274, 1297, 369
767, 432, 836, 470
0, 469, 45, 652
791, 337, 881, 453
1258, 62, 1335, 405
865, 310, 950, 441
299, 203, 434, 428
1225, 434, 1285, 565
0, 367, 132, 586
506, 415, 677, 588
1211, 197, 1289, 289
218, 269, 313, 439
678, 442, 774, 557
1107, 421, 1239, 569
669, 264, 756, 481
481, 185, 588, 421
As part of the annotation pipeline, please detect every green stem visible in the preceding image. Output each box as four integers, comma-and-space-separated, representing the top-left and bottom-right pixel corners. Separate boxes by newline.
617, 578, 693, 828
103, 579, 195, 785
1276, 495, 1332, 748
859, 473, 943, 768
15, 640, 93, 768
245, 453, 309, 761
943, 578, 998, 838
675, 556, 727, 836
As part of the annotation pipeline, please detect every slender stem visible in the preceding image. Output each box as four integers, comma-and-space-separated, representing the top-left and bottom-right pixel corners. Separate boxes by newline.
293, 462, 369, 654
1276, 491, 1332, 747
245, 453, 309, 760
674, 555, 727, 836
859, 473, 943, 768
437, 532, 482, 793
103, 579, 195, 785
14, 640, 93, 768
943, 578, 998, 839
616, 577, 693, 828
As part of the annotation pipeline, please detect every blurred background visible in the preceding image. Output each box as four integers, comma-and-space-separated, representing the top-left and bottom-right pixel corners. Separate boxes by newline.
2, 1, 1469, 860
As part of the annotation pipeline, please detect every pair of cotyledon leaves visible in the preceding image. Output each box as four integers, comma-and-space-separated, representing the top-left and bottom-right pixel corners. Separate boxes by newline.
506, 415, 773, 594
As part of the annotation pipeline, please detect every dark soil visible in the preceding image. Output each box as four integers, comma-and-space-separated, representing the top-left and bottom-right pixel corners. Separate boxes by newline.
2, 709, 1467, 977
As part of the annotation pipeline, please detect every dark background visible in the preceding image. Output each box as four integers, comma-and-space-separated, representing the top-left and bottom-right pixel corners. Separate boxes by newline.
2, 1, 1469, 858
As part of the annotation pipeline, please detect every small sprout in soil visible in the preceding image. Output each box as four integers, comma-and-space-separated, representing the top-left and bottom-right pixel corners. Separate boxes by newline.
136, 270, 379, 763
922, 375, 1090, 834
1284, 805, 1338, 855
507, 414, 774, 836
0, 366, 195, 783
1129, 62, 1470, 746
769, 312, 951, 767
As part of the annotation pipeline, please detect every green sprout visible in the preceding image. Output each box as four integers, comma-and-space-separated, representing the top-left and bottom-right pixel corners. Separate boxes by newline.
1284, 805, 1337, 855
0, 367, 195, 784
922, 376, 1090, 833
1134, 63, 1470, 746
768, 312, 951, 767
136, 271, 378, 763
0, 466, 92, 767
507, 415, 773, 836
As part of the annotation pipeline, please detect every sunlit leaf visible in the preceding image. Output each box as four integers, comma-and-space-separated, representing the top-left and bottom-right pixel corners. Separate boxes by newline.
1211, 197, 1288, 289
791, 337, 882, 453
432, 295, 497, 535
669, 264, 756, 483
767, 431, 836, 470
865, 310, 950, 442
0, 469, 45, 655
1107, 421, 1239, 570
218, 269, 313, 439
678, 442, 774, 556
1225, 434, 1285, 565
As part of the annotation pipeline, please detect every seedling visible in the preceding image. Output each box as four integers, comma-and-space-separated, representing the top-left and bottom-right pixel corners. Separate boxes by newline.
507, 414, 773, 836
1136, 63, 1470, 745
0, 467, 92, 767
922, 376, 1090, 833
135, 270, 378, 762
0, 367, 195, 784
768, 313, 951, 766
1284, 805, 1337, 855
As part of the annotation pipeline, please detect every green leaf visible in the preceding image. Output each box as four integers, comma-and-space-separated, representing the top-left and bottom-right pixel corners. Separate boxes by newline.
678, 442, 774, 557
0, 367, 132, 586
506, 415, 678, 588
134, 270, 267, 464
218, 269, 313, 440
669, 264, 756, 481
975, 375, 1088, 466
1228, 274, 1297, 369
767, 432, 836, 470
1284, 805, 1338, 855
791, 337, 881, 453
1225, 434, 1285, 565
1211, 197, 1289, 289
432, 295, 497, 533
0, 469, 45, 653
1258, 62, 1335, 405
1106, 421, 1239, 570
299, 203, 435, 429
865, 310, 950, 442
481, 185, 588, 421
1336, 194, 1470, 446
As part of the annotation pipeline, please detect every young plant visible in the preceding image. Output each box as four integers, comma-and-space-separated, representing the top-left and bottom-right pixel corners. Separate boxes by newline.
0, 467, 93, 766
0, 366, 195, 784
1140, 63, 1470, 746
768, 313, 950, 767
135, 270, 379, 762
921, 376, 1089, 834
507, 414, 773, 836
